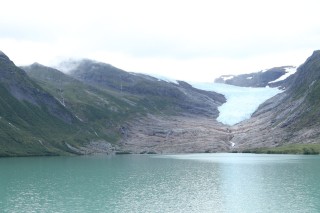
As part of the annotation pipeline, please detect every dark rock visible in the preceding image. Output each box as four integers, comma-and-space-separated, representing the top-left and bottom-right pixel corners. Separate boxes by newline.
215, 66, 294, 88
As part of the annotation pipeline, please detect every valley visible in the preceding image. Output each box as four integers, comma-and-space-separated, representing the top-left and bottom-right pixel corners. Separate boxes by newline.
1, 50, 320, 156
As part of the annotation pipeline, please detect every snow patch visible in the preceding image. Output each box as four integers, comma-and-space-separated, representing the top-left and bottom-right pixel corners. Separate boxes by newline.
8, 122, 20, 130
75, 115, 83, 122
38, 140, 44, 146
221, 75, 234, 81
246, 76, 253, 80
191, 82, 282, 125
269, 67, 297, 84
148, 74, 179, 84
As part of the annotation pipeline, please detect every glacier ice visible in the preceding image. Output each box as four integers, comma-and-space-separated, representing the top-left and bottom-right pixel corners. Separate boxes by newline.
269, 67, 297, 83
191, 82, 282, 125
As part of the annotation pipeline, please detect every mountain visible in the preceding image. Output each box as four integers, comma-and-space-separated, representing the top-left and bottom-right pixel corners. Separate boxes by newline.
22, 59, 229, 154
0, 51, 88, 156
215, 66, 296, 88
22, 63, 136, 146
230, 50, 320, 154
66, 59, 226, 118
4, 49, 320, 156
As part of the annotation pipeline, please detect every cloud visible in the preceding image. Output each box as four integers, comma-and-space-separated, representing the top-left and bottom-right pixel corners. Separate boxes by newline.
1, 0, 320, 81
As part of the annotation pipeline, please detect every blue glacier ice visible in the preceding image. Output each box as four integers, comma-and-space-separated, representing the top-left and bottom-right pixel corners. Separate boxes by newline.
191, 82, 282, 125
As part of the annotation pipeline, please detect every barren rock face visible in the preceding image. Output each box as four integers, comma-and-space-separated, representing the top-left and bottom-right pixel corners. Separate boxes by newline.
119, 114, 233, 154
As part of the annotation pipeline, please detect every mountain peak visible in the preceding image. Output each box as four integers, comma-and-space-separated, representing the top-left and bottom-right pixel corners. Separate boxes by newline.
306, 50, 320, 62
312, 50, 320, 55
30, 62, 46, 68
0, 50, 10, 61
299, 50, 320, 68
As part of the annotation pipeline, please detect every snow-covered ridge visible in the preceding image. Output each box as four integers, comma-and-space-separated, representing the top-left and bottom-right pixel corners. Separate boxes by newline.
269, 67, 297, 84
191, 82, 282, 125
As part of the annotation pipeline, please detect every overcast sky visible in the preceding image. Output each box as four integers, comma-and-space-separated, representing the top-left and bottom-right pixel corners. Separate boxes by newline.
1, 0, 320, 82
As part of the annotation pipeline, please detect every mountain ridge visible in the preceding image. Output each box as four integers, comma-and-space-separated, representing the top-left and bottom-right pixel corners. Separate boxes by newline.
20, 58, 229, 155
215, 66, 296, 89
1, 50, 320, 156
0, 52, 86, 156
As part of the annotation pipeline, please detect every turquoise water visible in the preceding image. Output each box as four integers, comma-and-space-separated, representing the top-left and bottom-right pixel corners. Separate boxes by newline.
0, 153, 319, 213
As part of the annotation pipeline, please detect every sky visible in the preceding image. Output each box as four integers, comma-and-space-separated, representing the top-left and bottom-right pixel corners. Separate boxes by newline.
1, 0, 320, 82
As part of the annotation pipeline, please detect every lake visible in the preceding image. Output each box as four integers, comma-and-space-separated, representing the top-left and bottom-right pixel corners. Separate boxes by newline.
0, 153, 319, 213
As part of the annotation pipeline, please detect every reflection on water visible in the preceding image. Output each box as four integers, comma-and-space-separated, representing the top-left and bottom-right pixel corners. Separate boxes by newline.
0, 154, 319, 213
162, 153, 320, 213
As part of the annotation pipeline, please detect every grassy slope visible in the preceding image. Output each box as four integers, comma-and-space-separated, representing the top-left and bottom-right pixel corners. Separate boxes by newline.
241, 144, 320, 155
288, 50, 320, 130
24, 64, 146, 145
0, 81, 82, 156
0, 58, 105, 156
23, 62, 227, 156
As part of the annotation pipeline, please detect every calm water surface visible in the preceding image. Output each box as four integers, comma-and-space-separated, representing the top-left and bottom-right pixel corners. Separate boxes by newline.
0, 153, 319, 213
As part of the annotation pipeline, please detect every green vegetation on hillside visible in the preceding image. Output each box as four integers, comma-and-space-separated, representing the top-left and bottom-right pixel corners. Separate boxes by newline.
287, 51, 320, 130
0, 83, 83, 156
0, 56, 105, 156
242, 144, 320, 155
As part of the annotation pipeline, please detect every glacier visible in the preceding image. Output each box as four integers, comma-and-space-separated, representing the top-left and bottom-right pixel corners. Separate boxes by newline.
269, 67, 297, 83
191, 82, 282, 125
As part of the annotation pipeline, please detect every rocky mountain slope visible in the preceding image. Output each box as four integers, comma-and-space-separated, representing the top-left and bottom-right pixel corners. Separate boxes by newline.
230, 50, 320, 153
67, 59, 226, 118
118, 114, 232, 154
215, 66, 296, 88
16, 57, 228, 155
22, 63, 137, 145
